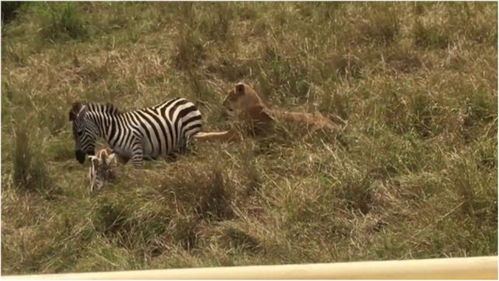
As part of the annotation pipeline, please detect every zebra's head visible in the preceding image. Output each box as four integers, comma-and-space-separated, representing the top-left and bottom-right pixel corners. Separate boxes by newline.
69, 102, 96, 164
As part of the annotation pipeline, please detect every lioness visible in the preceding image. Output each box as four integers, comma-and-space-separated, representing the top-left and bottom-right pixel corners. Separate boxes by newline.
222, 82, 340, 137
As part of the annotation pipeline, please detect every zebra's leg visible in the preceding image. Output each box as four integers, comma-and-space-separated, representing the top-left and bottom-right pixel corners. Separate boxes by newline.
131, 142, 144, 168
177, 135, 196, 155
88, 157, 97, 192
175, 137, 187, 154
183, 136, 198, 155
165, 153, 178, 162
88, 155, 105, 192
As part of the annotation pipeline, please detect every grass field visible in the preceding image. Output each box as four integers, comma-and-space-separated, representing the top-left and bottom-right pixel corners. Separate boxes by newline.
1, 2, 497, 275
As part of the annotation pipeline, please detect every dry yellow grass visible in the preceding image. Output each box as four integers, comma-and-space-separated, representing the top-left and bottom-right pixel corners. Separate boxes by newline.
1, 2, 497, 274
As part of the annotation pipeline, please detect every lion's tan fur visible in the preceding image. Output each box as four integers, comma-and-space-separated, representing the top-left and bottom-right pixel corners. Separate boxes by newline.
222, 82, 339, 136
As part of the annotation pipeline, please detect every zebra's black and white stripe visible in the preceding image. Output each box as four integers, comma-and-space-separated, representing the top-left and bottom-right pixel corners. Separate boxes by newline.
69, 98, 202, 167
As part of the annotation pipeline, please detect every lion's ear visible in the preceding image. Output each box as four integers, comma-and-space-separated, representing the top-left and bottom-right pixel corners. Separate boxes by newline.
235, 83, 245, 95
69, 102, 83, 121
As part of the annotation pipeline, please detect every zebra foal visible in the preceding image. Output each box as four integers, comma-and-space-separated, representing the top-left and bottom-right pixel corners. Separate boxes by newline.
88, 148, 118, 192
69, 98, 203, 167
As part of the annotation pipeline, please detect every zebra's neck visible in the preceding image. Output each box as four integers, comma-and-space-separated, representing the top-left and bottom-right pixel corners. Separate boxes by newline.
85, 103, 122, 143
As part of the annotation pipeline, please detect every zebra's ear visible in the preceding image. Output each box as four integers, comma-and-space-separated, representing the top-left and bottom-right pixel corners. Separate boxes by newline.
69, 102, 85, 121
69, 102, 82, 121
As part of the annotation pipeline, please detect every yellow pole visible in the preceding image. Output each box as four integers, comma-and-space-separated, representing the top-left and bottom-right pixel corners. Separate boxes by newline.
3, 256, 497, 280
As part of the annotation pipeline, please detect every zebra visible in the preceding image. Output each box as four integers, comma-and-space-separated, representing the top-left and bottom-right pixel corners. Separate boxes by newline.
69, 98, 203, 167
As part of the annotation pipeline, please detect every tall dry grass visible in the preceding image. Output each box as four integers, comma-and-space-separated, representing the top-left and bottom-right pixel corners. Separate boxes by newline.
1, 2, 497, 274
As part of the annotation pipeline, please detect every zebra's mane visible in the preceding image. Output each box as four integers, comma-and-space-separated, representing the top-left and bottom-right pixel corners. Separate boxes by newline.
86, 102, 121, 115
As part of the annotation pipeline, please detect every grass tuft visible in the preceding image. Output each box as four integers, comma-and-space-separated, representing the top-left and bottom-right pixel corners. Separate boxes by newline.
177, 167, 234, 221
412, 20, 450, 49
359, 6, 400, 46
12, 125, 51, 192
1, 1, 25, 25
37, 2, 89, 42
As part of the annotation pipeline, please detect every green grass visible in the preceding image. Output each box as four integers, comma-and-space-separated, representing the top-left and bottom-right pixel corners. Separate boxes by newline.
2, 2, 497, 275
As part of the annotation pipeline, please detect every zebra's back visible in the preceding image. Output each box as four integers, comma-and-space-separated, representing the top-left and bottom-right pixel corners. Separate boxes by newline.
130, 98, 202, 158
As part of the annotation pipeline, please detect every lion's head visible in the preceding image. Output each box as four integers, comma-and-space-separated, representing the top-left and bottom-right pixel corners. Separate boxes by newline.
222, 83, 273, 134
222, 83, 267, 113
